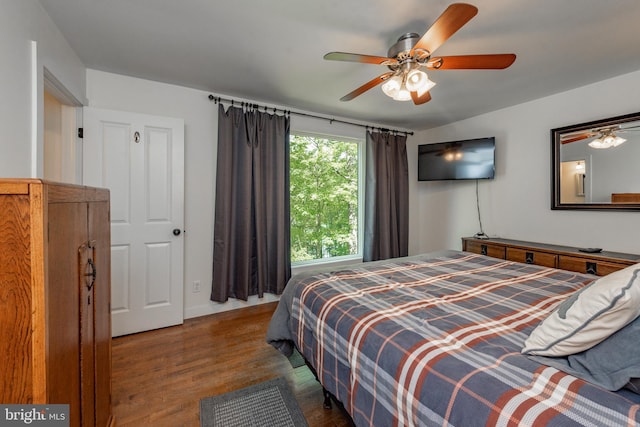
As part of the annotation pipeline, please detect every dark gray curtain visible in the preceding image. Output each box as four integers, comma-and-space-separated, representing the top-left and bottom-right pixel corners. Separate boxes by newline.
211, 104, 291, 302
363, 131, 409, 262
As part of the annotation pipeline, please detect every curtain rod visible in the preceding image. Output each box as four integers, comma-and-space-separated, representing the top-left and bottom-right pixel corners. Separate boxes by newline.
208, 94, 414, 136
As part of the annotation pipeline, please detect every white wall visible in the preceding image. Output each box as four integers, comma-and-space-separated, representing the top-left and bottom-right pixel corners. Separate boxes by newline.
86, 69, 382, 318
409, 69, 640, 255
0, 0, 86, 177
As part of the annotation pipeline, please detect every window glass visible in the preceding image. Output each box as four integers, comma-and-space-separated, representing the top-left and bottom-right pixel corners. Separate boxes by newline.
289, 134, 361, 264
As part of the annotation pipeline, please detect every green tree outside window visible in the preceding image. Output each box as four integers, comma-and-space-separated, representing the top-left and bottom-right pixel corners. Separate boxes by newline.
290, 134, 359, 262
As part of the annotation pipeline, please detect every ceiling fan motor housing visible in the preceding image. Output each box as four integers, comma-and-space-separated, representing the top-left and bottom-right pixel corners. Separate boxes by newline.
388, 33, 421, 59
387, 33, 427, 73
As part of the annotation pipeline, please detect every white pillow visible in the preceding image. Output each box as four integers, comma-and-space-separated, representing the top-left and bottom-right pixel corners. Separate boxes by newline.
522, 264, 640, 356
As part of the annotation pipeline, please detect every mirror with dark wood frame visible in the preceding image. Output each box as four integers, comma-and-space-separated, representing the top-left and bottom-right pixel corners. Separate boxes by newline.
551, 111, 640, 211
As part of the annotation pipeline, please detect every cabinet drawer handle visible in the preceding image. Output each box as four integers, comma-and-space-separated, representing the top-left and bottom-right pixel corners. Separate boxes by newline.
480, 244, 488, 255
586, 262, 598, 275
525, 252, 534, 264
85, 258, 97, 290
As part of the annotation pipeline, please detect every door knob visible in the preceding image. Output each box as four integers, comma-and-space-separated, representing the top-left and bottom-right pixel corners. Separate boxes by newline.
173, 228, 182, 236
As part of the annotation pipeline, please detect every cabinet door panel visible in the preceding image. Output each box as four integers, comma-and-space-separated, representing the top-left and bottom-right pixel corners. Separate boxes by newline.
0, 195, 32, 402
89, 200, 112, 427
47, 202, 87, 425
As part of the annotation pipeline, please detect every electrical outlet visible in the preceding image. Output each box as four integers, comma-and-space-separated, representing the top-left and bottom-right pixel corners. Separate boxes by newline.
192, 280, 201, 293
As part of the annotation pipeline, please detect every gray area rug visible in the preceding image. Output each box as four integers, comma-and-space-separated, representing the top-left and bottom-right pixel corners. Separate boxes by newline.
200, 377, 308, 427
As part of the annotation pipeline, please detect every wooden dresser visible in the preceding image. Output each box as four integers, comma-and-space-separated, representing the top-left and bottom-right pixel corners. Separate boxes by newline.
462, 237, 640, 276
0, 180, 114, 427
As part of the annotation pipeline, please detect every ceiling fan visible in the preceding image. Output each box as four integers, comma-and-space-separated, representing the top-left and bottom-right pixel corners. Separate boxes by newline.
324, 3, 516, 105
561, 124, 640, 148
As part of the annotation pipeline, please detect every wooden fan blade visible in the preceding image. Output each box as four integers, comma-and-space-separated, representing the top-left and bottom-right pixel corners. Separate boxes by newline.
340, 72, 395, 101
412, 3, 478, 55
560, 133, 594, 144
427, 54, 516, 69
411, 90, 432, 105
324, 52, 397, 66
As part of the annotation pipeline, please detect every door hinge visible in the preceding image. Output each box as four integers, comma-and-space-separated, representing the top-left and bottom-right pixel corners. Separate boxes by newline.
78, 127, 84, 138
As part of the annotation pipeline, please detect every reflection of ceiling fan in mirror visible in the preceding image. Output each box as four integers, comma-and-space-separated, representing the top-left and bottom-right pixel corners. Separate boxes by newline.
560, 124, 640, 148
323, 3, 516, 105
431, 142, 473, 160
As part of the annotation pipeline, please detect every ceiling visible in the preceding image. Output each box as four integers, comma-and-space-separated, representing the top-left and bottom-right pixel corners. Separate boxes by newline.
38, 0, 640, 131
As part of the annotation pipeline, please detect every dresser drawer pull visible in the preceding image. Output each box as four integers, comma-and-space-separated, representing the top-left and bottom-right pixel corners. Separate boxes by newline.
481, 244, 487, 255
586, 262, 598, 275
525, 252, 534, 264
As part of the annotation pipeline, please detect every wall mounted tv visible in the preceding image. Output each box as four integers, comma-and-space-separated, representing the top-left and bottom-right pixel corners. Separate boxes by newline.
417, 137, 495, 181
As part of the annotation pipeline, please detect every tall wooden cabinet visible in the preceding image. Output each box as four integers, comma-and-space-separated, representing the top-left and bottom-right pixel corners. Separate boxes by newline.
0, 179, 114, 427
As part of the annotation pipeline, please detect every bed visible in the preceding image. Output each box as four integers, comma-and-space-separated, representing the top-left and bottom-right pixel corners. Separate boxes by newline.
266, 250, 640, 426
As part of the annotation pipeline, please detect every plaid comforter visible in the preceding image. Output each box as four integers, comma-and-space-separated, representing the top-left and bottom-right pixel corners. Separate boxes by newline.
267, 250, 640, 426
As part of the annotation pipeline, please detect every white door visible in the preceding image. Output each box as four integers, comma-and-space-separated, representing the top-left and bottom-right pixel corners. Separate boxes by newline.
83, 107, 185, 337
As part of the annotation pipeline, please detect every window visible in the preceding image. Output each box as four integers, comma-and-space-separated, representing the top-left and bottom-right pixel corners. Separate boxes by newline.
289, 133, 363, 264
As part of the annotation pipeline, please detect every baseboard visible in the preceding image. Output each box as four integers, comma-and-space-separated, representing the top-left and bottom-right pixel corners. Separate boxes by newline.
184, 293, 281, 319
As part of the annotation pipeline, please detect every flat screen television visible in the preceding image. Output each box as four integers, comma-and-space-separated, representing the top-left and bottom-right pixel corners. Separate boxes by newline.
417, 137, 495, 181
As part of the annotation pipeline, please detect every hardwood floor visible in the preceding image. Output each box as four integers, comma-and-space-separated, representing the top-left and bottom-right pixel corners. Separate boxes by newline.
111, 302, 353, 426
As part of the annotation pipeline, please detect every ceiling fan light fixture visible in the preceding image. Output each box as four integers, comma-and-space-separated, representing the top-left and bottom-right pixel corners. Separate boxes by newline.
602, 135, 616, 146
382, 74, 412, 101
405, 69, 436, 93
393, 88, 412, 101
588, 138, 608, 149
382, 70, 436, 101
405, 69, 426, 91
381, 75, 402, 98
588, 131, 626, 149
613, 135, 627, 147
